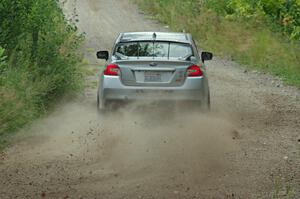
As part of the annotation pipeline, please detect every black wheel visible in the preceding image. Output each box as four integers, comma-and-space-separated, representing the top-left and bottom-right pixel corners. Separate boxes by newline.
206, 90, 211, 111
199, 93, 210, 112
97, 94, 106, 115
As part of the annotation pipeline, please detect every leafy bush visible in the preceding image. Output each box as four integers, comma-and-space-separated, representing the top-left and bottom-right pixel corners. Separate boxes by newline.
135, 0, 300, 87
0, 0, 84, 136
0, 47, 6, 72
205, 0, 300, 40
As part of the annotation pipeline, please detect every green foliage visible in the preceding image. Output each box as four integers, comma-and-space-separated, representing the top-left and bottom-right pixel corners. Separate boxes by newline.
135, 0, 300, 87
205, 0, 300, 40
0, 0, 84, 136
0, 47, 6, 72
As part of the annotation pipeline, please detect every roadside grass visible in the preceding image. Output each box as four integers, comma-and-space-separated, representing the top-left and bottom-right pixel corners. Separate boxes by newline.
272, 175, 297, 199
134, 0, 300, 87
0, 0, 86, 150
0, 62, 86, 150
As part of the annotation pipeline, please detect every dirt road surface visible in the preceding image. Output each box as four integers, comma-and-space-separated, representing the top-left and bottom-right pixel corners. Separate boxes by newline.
0, 0, 299, 198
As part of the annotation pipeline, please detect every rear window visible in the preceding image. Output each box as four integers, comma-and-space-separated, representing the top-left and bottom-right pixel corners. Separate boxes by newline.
114, 41, 193, 59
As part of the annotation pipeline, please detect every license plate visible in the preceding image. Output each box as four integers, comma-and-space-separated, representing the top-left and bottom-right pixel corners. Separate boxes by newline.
144, 71, 162, 82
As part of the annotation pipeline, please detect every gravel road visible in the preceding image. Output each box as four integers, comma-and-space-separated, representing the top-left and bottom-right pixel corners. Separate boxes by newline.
0, 0, 299, 198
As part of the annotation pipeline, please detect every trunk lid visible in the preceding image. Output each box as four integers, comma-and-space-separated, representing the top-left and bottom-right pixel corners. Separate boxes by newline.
116, 60, 191, 87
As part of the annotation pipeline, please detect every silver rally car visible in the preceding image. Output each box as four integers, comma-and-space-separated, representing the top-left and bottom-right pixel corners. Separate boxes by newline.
96, 32, 213, 111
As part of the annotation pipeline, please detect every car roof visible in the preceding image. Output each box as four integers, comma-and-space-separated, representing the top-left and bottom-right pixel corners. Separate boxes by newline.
118, 32, 192, 44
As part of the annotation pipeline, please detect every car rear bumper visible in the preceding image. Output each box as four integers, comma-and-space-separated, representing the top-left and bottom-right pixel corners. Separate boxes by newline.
100, 76, 208, 101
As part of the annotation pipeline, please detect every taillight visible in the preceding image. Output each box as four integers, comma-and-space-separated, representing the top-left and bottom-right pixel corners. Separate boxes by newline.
187, 65, 203, 77
103, 64, 120, 76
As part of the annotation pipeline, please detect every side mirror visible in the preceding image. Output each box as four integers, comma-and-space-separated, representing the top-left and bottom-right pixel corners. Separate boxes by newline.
96, 51, 109, 60
201, 52, 213, 62
190, 56, 197, 63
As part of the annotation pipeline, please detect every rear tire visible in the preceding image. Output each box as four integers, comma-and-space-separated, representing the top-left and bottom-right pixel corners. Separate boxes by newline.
206, 90, 211, 111
97, 94, 106, 114
199, 93, 211, 112
97, 95, 123, 114
195, 90, 211, 112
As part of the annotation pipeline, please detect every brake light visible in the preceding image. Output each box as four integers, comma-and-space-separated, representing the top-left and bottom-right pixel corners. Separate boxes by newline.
187, 65, 203, 77
103, 64, 120, 76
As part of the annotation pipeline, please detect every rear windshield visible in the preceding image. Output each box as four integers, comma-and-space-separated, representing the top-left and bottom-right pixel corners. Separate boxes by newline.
114, 41, 193, 59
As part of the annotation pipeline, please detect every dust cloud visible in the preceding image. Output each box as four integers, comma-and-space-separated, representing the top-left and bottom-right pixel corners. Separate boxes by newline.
94, 101, 239, 185
1, 101, 240, 197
